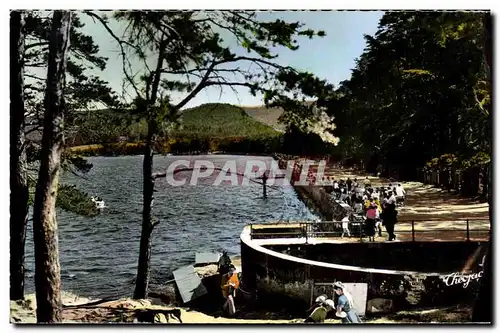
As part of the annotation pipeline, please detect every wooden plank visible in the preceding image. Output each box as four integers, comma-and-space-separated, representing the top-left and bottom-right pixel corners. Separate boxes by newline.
173, 265, 207, 304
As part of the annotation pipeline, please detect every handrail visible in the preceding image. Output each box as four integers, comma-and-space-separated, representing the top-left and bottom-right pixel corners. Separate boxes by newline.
250, 218, 490, 223
248, 219, 490, 242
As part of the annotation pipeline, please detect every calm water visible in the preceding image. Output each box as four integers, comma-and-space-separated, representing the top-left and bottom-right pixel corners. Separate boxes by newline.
24, 155, 316, 298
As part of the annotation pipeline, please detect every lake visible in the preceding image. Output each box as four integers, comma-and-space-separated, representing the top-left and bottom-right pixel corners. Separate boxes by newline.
24, 155, 316, 298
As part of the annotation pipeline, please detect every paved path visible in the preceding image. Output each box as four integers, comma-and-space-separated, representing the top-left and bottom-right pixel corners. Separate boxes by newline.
290, 160, 490, 242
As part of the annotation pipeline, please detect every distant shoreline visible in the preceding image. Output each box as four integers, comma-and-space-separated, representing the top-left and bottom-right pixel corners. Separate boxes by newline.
67, 144, 282, 158
66, 139, 285, 157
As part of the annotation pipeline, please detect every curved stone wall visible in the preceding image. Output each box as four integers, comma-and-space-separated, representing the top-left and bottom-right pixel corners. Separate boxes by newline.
240, 225, 486, 312
294, 185, 351, 221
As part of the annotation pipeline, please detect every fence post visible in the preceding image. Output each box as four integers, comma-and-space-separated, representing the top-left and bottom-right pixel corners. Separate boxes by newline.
412, 220, 415, 242
250, 224, 253, 240
466, 219, 470, 241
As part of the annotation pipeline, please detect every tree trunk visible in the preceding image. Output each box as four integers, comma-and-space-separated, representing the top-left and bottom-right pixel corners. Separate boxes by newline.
10, 10, 29, 301
133, 37, 166, 300
471, 12, 492, 324
133, 125, 155, 299
32, 10, 71, 323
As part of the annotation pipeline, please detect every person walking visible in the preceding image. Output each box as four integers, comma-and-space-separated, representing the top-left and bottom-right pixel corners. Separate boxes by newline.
365, 202, 377, 241
346, 177, 353, 193
383, 191, 398, 241
341, 214, 351, 238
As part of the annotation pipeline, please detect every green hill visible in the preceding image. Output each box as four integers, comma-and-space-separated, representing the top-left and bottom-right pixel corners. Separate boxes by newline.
175, 103, 281, 138
69, 103, 283, 148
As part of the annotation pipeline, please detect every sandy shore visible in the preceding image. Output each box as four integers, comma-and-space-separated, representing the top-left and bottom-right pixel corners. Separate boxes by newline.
10, 292, 473, 324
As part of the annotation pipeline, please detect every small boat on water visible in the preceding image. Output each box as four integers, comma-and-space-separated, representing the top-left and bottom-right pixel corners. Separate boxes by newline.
91, 196, 106, 209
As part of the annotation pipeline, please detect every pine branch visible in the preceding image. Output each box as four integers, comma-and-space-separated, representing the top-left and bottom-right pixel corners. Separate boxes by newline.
174, 60, 218, 110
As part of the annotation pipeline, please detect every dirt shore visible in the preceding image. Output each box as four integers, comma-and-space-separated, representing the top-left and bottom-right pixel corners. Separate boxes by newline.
10, 293, 473, 324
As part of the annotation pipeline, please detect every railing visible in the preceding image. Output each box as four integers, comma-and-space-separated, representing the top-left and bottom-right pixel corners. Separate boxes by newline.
248, 219, 490, 243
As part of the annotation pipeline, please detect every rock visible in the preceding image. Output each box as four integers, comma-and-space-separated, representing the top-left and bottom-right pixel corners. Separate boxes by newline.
11, 316, 22, 323
24, 294, 37, 310
61, 291, 92, 306
367, 298, 393, 313
149, 284, 179, 305
195, 264, 218, 278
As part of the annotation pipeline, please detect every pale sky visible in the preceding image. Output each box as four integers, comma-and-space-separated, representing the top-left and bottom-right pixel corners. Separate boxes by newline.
76, 11, 384, 109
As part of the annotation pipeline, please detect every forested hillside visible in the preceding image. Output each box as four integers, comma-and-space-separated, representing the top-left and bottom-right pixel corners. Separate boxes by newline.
325, 12, 490, 182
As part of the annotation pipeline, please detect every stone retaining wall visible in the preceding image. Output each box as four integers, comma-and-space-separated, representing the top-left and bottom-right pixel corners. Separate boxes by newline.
241, 227, 486, 313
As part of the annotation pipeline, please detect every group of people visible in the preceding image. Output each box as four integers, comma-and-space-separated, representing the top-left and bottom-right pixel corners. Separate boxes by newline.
217, 253, 363, 324
305, 281, 362, 324
327, 177, 406, 242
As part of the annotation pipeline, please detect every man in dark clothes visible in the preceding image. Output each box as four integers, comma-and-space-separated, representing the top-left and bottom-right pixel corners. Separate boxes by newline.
382, 191, 398, 241
346, 178, 353, 193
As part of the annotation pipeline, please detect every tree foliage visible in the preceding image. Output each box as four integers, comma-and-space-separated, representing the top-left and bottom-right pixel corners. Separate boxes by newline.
328, 12, 490, 177
24, 11, 121, 117
90, 10, 338, 141
23, 10, 120, 215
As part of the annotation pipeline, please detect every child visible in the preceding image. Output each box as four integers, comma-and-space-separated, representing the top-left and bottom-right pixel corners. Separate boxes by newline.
341, 214, 351, 238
